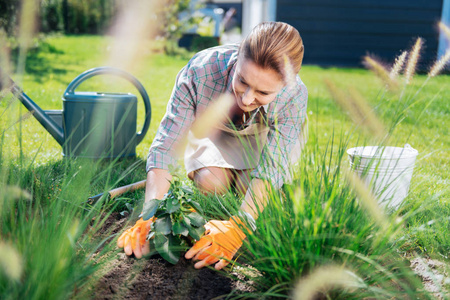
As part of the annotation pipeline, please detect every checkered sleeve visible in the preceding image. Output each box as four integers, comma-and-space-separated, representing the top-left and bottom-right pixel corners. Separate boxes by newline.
146, 63, 197, 172
251, 77, 308, 189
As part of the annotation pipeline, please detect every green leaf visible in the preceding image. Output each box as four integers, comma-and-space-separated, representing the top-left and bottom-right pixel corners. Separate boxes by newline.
183, 217, 205, 240
154, 216, 172, 235
172, 220, 189, 236
142, 199, 163, 221
186, 212, 206, 227
153, 233, 180, 264
186, 200, 203, 214
162, 190, 172, 200
181, 186, 194, 194
166, 198, 181, 214
182, 215, 191, 226
189, 225, 206, 241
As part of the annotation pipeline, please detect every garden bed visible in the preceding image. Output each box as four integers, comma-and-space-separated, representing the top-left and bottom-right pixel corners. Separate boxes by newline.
93, 213, 252, 300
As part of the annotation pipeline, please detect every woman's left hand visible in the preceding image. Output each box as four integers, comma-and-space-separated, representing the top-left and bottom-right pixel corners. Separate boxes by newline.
185, 217, 246, 270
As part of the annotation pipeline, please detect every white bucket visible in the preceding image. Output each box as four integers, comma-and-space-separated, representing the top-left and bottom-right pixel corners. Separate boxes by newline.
347, 144, 419, 209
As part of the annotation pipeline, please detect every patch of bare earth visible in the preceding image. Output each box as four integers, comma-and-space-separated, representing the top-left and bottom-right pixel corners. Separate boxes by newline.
92, 213, 254, 300
410, 257, 450, 299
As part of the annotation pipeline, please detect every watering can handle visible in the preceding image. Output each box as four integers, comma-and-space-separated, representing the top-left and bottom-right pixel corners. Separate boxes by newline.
64, 66, 151, 145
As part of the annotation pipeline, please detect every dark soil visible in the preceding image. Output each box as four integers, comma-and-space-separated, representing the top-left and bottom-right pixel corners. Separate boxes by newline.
93, 213, 252, 300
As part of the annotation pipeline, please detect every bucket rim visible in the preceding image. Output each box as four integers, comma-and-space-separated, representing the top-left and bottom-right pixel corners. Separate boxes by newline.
347, 145, 418, 159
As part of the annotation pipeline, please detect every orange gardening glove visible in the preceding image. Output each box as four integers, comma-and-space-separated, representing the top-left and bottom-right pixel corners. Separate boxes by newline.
185, 216, 249, 270
117, 217, 155, 259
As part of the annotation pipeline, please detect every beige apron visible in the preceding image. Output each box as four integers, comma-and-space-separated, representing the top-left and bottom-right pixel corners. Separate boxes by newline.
184, 108, 270, 174
184, 107, 308, 177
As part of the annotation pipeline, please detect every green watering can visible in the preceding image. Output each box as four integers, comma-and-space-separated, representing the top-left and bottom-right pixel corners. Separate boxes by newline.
0, 67, 151, 158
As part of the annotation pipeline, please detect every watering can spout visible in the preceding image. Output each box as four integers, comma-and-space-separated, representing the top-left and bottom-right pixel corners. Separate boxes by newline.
0, 70, 65, 146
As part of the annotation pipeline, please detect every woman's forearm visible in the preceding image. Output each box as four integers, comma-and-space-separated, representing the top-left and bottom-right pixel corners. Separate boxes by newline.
143, 168, 172, 212
240, 178, 271, 220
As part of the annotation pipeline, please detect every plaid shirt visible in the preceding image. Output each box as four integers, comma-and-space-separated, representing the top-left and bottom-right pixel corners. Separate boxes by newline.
147, 44, 308, 188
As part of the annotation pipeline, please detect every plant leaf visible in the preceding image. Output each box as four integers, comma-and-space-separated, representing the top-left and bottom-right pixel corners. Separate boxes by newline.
162, 190, 172, 200
183, 217, 205, 240
125, 203, 133, 211
182, 215, 191, 226
154, 216, 172, 235
166, 198, 181, 214
186, 200, 203, 214
153, 233, 180, 264
189, 225, 206, 241
172, 220, 189, 236
142, 199, 163, 221
186, 212, 206, 227
181, 186, 193, 194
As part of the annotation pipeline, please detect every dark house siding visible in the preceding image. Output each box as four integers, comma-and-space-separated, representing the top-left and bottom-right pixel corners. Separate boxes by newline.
277, 0, 443, 68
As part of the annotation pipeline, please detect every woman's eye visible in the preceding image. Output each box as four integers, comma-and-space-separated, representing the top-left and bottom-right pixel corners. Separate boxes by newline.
259, 91, 269, 96
239, 77, 247, 85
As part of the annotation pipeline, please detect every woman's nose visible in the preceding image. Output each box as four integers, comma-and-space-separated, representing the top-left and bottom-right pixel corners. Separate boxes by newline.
242, 88, 255, 106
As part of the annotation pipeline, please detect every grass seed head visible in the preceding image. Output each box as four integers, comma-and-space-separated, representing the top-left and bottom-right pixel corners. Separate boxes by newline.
389, 51, 408, 79
325, 79, 386, 140
174, 93, 234, 156
404, 38, 423, 84
0, 29, 12, 94
18, 111, 34, 122
292, 265, 361, 300
439, 22, 450, 42
16, 0, 38, 76
283, 54, 297, 91
348, 87, 386, 140
428, 23, 450, 77
106, 0, 161, 72
343, 169, 389, 230
292, 186, 305, 215
18, 0, 38, 51
0, 242, 23, 281
428, 49, 450, 77
2, 185, 32, 201
363, 56, 399, 91
190, 93, 234, 139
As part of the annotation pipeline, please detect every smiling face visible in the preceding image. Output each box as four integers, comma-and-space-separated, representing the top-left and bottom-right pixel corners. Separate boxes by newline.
232, 57, 285, 112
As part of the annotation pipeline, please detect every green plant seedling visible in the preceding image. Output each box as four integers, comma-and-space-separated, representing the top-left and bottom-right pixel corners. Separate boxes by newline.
141, 176, 206, 264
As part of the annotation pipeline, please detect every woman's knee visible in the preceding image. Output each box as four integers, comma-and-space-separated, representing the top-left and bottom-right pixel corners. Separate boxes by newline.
234, 169, 251, 194
189, 167, 233, 194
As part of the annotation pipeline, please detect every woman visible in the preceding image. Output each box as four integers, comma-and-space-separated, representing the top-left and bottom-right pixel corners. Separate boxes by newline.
118, 21, 308, 270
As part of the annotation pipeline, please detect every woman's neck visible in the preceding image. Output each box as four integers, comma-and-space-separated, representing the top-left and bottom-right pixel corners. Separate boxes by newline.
229, 103, 251, 125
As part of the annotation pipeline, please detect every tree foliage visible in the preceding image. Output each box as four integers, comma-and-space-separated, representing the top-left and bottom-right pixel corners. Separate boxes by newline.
0, 0, 19, 35
0, 0, 201, 56
154, 0, 202, 55
0, 0, 116, 35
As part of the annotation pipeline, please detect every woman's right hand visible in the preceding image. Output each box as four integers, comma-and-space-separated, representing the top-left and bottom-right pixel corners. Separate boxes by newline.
117, 217, 155, 258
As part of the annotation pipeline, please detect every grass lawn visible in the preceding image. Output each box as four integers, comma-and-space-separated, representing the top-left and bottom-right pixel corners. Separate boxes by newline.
1, 34, 449, 298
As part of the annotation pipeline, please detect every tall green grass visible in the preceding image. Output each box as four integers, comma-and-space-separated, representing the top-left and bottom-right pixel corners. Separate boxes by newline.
1, 160, 93, 298
0, 148, 152, 299
224, 130, 432, 299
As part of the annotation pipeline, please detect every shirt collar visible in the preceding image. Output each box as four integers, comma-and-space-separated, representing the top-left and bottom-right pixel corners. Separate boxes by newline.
226, 60, 236, 94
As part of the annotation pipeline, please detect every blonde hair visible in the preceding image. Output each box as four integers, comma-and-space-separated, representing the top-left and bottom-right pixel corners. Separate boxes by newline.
239, 22, 304, 80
